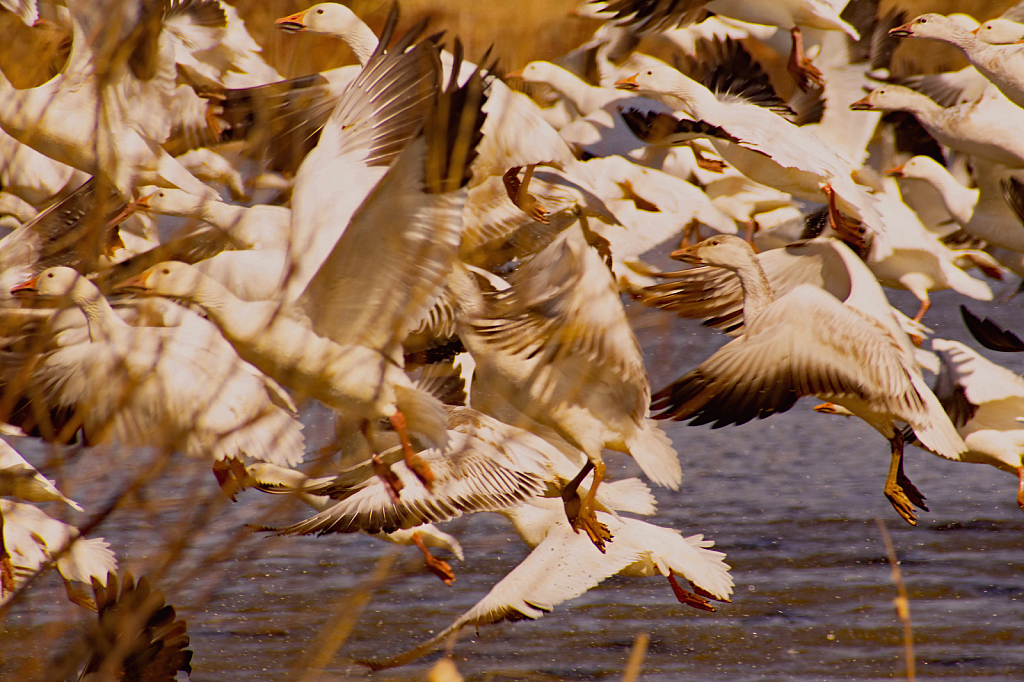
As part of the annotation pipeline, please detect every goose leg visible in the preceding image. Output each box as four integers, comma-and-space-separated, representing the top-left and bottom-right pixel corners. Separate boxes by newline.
909, 296, 930, 347
688, 143, 726, 173
667, 571, 715, 612
64, 578, 98, 611
787, 27, 824, 92
412, 531, 455, 586
503, 165, 549, 224
1017, 466, 1024, 514
0, 511, 13, 594
562, 460, 612, 552
363, 420, 404, 504
389, 411, 434, 492
884, 430, 928, 525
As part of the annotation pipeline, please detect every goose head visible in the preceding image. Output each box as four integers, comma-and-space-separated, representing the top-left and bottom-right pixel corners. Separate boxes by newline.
131, 187, 206, 219
849, 85, 922, 112
275, 3, 363, 37
12, 267, 83, 298
885, 155, 946, 181
974, 18, 1024, 45
670, 235, 755, 270
889, 13, 961, 41
116, 261, 205, 300
614, 62, 681, 94
11, 267, 102, 310
506, 61, 562, 83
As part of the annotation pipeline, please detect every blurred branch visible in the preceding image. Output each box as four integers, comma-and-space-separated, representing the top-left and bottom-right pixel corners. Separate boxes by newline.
876, 518, 914, 682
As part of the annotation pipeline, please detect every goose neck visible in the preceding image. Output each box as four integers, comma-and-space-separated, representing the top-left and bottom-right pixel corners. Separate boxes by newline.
345, 22, 379, 68
71, 280, 122, 342
730, 255, 774, 324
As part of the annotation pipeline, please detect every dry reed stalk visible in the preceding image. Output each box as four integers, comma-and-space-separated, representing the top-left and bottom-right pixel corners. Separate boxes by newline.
293, 548, 399, 680
621, 631, 650, 682
875, 518, 914, 682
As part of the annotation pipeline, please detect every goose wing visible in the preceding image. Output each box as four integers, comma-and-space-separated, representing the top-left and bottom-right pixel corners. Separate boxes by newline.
300, 50, 487, 352
652, 284, 922, 426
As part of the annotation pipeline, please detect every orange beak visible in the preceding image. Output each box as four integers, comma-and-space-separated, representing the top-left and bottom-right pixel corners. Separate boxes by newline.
670, 243, 703, 265
615, 74, 640, 90
888, 22, 913, 37
813, 402, 840, 415
107, 194, 151, 227
506, 69, 524, 79
11, 274, 41, 295
885, 163, 906, 177
971, 26, 980, 35
114, 270, 152, 293
275, 9, 308, 32
849, 94, 874, 110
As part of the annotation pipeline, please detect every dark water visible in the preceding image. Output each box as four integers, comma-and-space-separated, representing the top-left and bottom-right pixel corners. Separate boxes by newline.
2, 285, 1023, 681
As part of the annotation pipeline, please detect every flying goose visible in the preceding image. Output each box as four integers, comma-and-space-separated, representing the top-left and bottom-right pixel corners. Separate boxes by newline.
649, 235, 966, 525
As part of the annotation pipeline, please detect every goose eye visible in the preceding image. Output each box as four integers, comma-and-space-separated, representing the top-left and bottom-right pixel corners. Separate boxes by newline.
316, 8, 323, 13
162, 268, 170, 275
646, 70, 652, 75
46, 272, 54, 278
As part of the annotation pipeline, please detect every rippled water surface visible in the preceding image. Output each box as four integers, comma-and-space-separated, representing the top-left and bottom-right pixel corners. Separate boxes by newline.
3, 286, 1023, 681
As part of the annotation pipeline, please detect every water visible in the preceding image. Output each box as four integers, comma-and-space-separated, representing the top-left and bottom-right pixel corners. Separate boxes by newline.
2, 285, 1023, 681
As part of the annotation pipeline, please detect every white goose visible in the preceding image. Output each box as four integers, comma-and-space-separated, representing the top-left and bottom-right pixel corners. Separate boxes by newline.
850, 84, 1024, 169
11, 267, 305, 489
615, 60, 886, 242
243, 463, 466, 585
363, 479, 732, 670
0, 2, 215, 199
889, 13, 1024, 110
1, 499, 116, 610
129, 187, 291, 301
275, 2, 380, 68
1, 437, 82, 595
650, 235, 965, 525
449, 223, 682, 549
912, 338, 1024, 514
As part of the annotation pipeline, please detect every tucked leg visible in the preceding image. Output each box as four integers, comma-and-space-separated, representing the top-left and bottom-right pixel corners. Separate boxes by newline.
787, 26, 824, 91
667, 571, 715, 612
364, 420, 403, 503
565, 460, 612, 552
390, 411, 434, 492
884, 431, 928, 526
503, 165, 549, 224
412, 531, 455, 586
64, 578, 98, 611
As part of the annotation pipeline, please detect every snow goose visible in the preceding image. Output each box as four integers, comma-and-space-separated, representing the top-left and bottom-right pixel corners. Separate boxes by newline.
11, 267, 305, 493
282, 16, 442, 303
448, 223, 682, 549
909, 338, 1024, 513
850, 84, 1024, 169
0, 128, 85, 208
1, 437, 82, 594
363, 479, 732, 670
615, 59, 885, 240
276, 2, 380, 68
244, 462, 466, 585
887, 156, 978, 228
642, 237, 911, 343
1, 499, 116, 609
0, 2, 216, 199
889, 13, 1024, 110
272, 0, 578, 187
126, 187, 290, 301
590, 0, 859, 90
862, 175, 993, 327
890, 156, 1024, 257
650, 235, 965, 525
